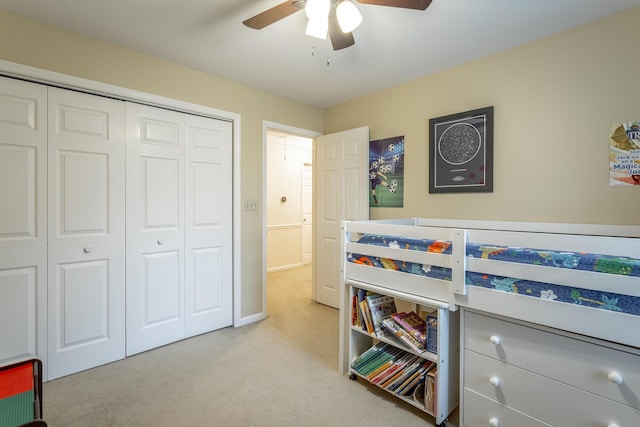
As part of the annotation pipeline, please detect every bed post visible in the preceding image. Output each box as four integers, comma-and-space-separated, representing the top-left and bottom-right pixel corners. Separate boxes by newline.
452, 229, 467, 296
338, 221, 349, 375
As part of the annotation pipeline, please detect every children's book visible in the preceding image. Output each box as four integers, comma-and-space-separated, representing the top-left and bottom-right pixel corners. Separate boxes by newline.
391, 311, 427, 344
381, 318, 425, 353
367, 294, 397, 338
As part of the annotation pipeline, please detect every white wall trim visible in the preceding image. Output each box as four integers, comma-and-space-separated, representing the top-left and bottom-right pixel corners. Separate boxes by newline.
263, 121, 322, 316
267, 223, 304, 230
0, 59, 246, 328
267, 264, 305, 274
233, 311, 267, 327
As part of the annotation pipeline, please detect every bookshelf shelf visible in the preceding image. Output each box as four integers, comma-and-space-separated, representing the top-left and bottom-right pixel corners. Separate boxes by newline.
341, 280, 459, 426
350, 325, 439, 364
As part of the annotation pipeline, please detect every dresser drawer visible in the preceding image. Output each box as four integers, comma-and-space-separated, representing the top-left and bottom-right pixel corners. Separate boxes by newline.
464, 350, 640, 427
463, 388, 550, 427
464, 311, 640, 409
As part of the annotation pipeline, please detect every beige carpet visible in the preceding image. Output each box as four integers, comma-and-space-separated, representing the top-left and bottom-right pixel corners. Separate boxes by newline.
43, 265, 456, 426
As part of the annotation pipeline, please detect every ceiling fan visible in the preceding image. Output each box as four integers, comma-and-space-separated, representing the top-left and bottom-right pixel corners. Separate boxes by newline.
243, 0, 432, 51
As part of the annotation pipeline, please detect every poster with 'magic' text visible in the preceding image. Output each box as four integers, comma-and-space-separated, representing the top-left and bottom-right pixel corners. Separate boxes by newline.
610, 122, 640, 186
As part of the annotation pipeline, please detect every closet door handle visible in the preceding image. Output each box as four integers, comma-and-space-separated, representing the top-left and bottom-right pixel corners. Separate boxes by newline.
83, 246, 93, 254
608, 371, 623, 384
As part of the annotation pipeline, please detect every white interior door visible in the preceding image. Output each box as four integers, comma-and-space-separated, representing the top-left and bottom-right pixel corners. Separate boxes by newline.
47, 87, 126, 380
0, 77, 47, 368
184, 114, 233, 337
302, 163, 313, 265
126, 103, 185, 356
314, 126, 369, 308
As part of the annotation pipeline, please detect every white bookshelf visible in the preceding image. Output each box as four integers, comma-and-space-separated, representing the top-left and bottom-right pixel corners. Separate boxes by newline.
342, 279, 459, 426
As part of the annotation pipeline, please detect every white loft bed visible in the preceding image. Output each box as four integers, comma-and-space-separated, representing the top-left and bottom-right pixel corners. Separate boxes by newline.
342, 217, 640, 349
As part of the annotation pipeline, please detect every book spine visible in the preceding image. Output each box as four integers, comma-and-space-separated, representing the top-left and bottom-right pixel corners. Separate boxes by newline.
350, 342, 386, 368
385, 359, 424, 392
371, 353, 415, 386
351, 295, 358, 326
354, 346, 403, 377
359, 300, 375, 334
356, 289, 368, 330
425, 366, 437, 414
426, 314, 438, 354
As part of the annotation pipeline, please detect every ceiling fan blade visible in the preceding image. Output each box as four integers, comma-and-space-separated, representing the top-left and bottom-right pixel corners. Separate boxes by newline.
243, 1, 304, 30
328, 7, 355, 50
355, 0, 432, 10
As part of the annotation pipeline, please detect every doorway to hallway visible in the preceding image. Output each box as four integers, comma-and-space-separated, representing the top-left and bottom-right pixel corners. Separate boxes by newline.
263, 122, 320, 320
266, 129, 314, 273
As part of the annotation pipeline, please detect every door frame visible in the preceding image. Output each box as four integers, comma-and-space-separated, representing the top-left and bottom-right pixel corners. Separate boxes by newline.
262, 121, 321, 310
0, 60, 246, 327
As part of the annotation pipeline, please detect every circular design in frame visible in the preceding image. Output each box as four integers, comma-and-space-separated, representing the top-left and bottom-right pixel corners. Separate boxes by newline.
437, 123, 481, 165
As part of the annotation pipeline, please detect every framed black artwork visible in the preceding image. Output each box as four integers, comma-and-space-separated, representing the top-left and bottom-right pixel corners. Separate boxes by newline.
428, 106, 494, 193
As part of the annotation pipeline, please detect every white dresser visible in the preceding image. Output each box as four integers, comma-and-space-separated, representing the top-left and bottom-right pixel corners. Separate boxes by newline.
461, 309, 640, 427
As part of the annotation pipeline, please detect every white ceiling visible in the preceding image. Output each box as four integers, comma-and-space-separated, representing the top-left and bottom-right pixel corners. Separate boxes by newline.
2, 0, 639, 108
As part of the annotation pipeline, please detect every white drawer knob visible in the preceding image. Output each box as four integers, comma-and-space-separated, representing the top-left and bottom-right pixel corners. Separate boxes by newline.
608, 371, 623, 385
607, 423, 619, 427
490, 335, 501, 345
489, 376, 501, 387
489, 417, 499, 427
157, 239, 165, 245
83, 246, 93, 254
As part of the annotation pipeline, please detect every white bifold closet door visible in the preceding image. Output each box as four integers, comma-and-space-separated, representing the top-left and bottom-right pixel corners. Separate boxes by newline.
126, 104, 186, 355
126, 104, 232, 356
183, 114, 233, 337
47, 87, 126, 380
0, 77, 47, 368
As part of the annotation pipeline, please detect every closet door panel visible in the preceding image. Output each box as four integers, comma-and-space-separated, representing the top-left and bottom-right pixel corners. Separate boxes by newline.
0, 268, 37, 360
56, 260, 109, 344
47, 87, 125, 380
185, 116, 232, 337
0, 77, 47, 369
57, 151, 109, 234
143, 251, 181, 324
0, 146, 36, 237
142, 157, 180, 229
192, 247, 222, 312
126, 103, 185, 356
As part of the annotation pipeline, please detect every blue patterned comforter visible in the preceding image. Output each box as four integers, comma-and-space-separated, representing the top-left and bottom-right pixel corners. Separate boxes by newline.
347, 234, 640, 316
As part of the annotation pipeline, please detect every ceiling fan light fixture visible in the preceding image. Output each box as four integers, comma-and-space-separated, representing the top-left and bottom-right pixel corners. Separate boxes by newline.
336, 0, 363, 33
305, 18, 328, 39
305, 0, 330, 21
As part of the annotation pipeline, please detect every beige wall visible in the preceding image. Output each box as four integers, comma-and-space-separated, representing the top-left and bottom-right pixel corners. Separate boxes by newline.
326, 7, 640, 226
0, 9, 325, 319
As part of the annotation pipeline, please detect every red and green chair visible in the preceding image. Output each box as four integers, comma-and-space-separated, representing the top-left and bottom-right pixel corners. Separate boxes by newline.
0, 358, 45, 427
